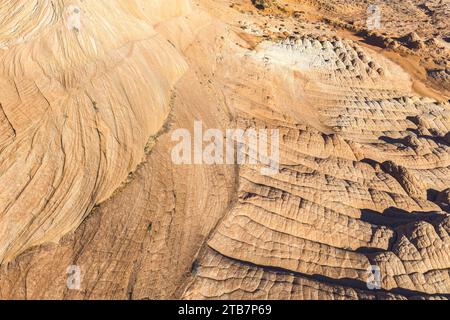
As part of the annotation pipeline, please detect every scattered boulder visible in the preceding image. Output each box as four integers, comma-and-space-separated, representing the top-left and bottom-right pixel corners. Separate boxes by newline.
401, 32, 425, 49
252, 0, 272, 10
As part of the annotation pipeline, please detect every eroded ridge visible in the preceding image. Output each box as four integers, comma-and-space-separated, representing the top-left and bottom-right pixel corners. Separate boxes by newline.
184, 34, 450, 299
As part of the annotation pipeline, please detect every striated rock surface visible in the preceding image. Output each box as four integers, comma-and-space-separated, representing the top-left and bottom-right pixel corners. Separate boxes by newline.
0, 0, 448, 300
0, 0, 193, 263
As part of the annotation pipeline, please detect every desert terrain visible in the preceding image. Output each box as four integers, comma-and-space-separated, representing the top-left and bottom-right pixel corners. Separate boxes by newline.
0, 0, 449, 300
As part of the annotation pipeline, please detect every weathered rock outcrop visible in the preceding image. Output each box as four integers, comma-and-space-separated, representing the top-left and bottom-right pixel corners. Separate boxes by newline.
0, 0, 448, 300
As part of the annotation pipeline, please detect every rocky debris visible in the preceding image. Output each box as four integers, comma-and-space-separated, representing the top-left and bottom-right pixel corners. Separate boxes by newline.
400, 32, 425, 49
428, 68, 450, 90
252, 0, 273, 10
425, 38, 440, 47
312, 0, 450, 97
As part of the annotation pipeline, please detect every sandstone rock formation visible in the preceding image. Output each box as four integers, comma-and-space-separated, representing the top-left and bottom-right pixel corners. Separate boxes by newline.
0, 0, 448, 300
